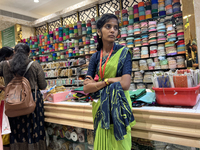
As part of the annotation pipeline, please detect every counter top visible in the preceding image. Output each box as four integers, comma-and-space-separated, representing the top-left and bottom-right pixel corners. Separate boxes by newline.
44, 96, 200, 148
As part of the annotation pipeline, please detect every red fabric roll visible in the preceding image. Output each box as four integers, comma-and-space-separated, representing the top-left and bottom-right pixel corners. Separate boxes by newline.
123, 21, 129, 25
139, 15, 145, 21
122, 9, 128, 14
134, 9, 139, 14
138, 2, 144, 7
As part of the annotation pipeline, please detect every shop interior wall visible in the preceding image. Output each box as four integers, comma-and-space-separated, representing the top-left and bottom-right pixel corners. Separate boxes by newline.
21, 25, 35, 39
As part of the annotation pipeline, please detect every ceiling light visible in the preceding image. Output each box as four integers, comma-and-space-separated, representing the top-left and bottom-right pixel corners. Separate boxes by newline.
34, 0, 39, 3
188, 14, 191, 17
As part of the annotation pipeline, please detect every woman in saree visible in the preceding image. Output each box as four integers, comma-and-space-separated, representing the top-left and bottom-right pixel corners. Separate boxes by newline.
83, 14, 136, 150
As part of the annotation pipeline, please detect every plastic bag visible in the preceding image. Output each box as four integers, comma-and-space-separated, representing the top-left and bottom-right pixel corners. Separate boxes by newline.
1, 101, 11, 135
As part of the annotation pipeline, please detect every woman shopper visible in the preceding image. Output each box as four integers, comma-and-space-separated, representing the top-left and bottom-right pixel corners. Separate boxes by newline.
0, 47, 14, 150
0, 43, 47, 150
83, 14, 136, 150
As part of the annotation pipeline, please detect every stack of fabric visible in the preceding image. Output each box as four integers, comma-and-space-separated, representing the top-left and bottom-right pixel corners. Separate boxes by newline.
150, 45, 158, 57
159, 57, 169, 69
176, 24, 184, 40
128, 7, 134, 25
157, 22, 166, 43
151, 0, 158, 18
143, 72, 153, 83
157, 44, 166, 56
141, 34, 149, 46
145, 1, 152, 19
147, 58, 154, 70
115, 11, 122, 27
134, 4, 139, 22
154, 57, 161, 69
141, 47, 149, 58
173, 0, 181, 13
141, 22, 148, 33
121, 27, 128, 37
149, 32, 157, 44
177, 39, 186, 54
77, 21, 82, 36
126, 37, 134, 48
165, 41, 177, 55
165, 0, 173, 15
134, 23, 141, 35
69, 24, 74, 38
91, 18, 97, 33
139, 60, 149, 70
134, 72, 143, 83
122, 9, 129, 26
148, 21, 157, 32
65, 25, 69, 39
134, 37, 142, 47
158, 0, 166, 17
133, 47, 141, 59
82, 21, 87, 35
167, 57, 177, 69
127, 25, 134, 36
74, 23, 78, 37
138, 2, 145, 21
166, 21, 176, 42
176, 55, 185, 68
119, 39, 126, 46
87, 20, 92, 34
132, 61, 139, 71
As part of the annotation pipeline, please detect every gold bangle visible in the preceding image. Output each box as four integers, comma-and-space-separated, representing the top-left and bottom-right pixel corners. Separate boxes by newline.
95, 83, 99, 89
104, 78, 109, 85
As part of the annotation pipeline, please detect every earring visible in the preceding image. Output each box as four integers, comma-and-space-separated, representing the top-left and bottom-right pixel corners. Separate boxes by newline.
99, 36, 101, 38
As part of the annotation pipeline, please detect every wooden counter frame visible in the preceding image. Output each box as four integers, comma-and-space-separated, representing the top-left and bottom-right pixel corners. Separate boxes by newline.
44, 102, 200, 148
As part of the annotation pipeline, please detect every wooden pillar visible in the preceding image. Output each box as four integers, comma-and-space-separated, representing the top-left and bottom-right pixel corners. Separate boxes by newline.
46, 22, 49, 34
60, 17, 63, 26
77, 11, 80, 21
96, 4, 99, 17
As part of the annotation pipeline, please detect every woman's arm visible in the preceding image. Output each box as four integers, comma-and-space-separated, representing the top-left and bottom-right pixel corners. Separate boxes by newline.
83, 81, 106, 93
108, 75, 131, 90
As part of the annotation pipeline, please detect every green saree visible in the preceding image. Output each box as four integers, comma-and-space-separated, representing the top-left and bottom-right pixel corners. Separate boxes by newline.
92, 47, 136, 150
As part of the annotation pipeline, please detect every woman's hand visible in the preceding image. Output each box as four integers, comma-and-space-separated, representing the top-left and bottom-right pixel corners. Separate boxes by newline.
0, 85, 5, 91
84, 76, 96, 85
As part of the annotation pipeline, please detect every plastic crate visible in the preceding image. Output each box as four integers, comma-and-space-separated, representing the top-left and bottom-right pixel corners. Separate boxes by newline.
152, 85, 200, 106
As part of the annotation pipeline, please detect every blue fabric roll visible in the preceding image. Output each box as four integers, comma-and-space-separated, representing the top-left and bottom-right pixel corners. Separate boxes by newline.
159, 11, 166, 16
134, 18, 139, 22
165, 0, 172, 6
139, 6, 145, 12
129, 19, 134, 24
151, 0, 158, 4
139, 11, 145, 16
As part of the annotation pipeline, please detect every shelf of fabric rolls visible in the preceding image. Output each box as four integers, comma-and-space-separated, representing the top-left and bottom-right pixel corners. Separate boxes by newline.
44, 99, 200, 148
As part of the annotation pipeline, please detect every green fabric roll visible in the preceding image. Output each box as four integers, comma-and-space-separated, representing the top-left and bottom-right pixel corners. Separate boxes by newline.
129, 14, 134, 19
152, 9, 158, 13
129, 89, 146, 102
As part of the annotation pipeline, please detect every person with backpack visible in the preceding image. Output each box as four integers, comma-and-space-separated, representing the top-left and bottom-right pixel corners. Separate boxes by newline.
0, 47, 14, 150
0, 43, 47, 150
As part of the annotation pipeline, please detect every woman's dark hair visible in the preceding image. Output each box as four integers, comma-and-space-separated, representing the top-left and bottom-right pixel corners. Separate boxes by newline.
10, 43, 30, 76
96, 13, 119, 51
0, 47, 14, 62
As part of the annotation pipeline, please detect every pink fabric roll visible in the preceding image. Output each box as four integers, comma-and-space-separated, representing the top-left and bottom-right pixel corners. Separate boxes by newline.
121, 34, 128, 37
149, 21, 157, 25
158, 38, 166, 41
149, 29, 157, 32
145, 10, 151, 15
59, 37, 63, 41
134, 9, 139, 14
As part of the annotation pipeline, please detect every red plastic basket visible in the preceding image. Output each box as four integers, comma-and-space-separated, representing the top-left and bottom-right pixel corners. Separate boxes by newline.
152, 85, 200, 106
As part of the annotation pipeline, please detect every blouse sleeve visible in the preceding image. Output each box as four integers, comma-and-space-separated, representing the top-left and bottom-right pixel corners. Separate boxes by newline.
122, 51, 132, 75
86, 53, 98, 79
36, 62, 47, 90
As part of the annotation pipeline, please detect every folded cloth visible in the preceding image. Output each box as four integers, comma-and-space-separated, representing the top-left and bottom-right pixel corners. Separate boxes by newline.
157, 76, 171, 88
129, 89, 146, 102
136, 92, 156, 104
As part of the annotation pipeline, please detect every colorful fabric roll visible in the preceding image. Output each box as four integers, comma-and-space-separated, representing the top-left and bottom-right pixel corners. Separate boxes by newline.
141, 47, 149, 58
173, 2, 181, 13
158, 44, 166, 56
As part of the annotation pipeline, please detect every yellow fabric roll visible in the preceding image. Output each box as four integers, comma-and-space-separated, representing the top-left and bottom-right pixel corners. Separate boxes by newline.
146, 14, 152, 19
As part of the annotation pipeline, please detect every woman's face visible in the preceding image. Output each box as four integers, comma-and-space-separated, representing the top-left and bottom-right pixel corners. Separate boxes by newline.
99, 18, 119, 43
